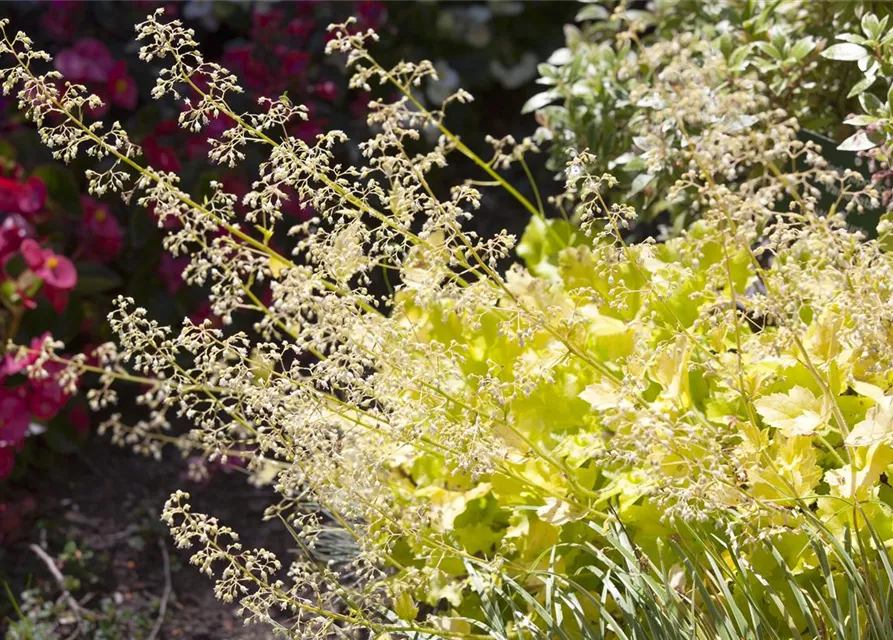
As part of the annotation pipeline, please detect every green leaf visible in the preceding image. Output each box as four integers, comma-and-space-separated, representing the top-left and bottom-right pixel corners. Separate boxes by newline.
847, 74, 877, 98
789, 37, 816, 61
756, 41, 783, 60
837, 33, 868, 45
728, 44, 753, 71
862, 13, 882, 40
821, 43, 869, 61
838, 130, 880, 152
859, 91, 883, 114
844, 114, 881, 126
575, 4, 609, 22
522, 90, 560, 114
846, 402, 893, 447
75, 262, 123, 295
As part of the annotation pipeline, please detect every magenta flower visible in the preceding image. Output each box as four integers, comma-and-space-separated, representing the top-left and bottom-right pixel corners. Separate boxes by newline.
42, 284, 71, 313
0, 176, 47, 216
20, 239, 77, 291
81, 196, 123, 263
314, 80, 339, 102
0, 390, 29, 448
107, 61, 138, 110
26, 363, 70, 421
68, 405, 90, 436
144, 137, 182, 174
0, 214, 34, 265
55, 38, 114, 83
2, 333, 49, 378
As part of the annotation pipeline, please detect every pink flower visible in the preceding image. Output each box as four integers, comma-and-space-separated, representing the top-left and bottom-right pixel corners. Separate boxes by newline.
20, 239, 77, 290
0, 214, 34, 265
2, 333, 49, 378
0, 176, 47, 216
56, 38, 114, 83
80, 196, 123, 263
314, 80, 339, 102
158, 253, 188, 294
42, 284, 71, 313
107, 61, 138, 110
0, 390, 28, 447
26, 364, 70, 421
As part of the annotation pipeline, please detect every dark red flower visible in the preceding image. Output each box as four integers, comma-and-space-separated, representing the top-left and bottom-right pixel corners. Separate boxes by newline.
26, 363, 70, 421
144, 137, 182, 174
0, 390, 28, 447
314, 80, 339, 102
80, 196, 123, 263
42, 284, 70, 313
288, 17, 316, 40
41, 1, 84, 41
277, 48, 310, 77
0, 176, 47, 216
0, 214, 34, 265
222, 44, 269, 91
356, 0, 387, 28
0, 448, 14, 481
107, 61, 138, 110
69, 405, 90, 436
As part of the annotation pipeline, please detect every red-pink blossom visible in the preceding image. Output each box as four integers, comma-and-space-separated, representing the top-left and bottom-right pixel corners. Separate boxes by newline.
0, 214, 34, 265
42, 284, 71, 313
0, 176, 47, 216
81, 196, 124, 263
68, 405, 90, 436
314, 80, 339, 102
56, 38, 114, 83
222, 44, 269, 91
0, 390, 28, 447
2, 333, 49, 378
26, 363, 70, 421
107, 61, 138, 110
20, 239, 77, 290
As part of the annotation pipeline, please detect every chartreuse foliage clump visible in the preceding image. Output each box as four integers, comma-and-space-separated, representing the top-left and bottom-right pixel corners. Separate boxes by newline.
3, 5, 893, 639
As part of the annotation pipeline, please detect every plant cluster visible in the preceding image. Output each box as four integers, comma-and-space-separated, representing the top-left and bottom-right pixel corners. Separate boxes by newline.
3, 3, 893, 639
528, 1, 892, 229
0, 0, 573, 503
